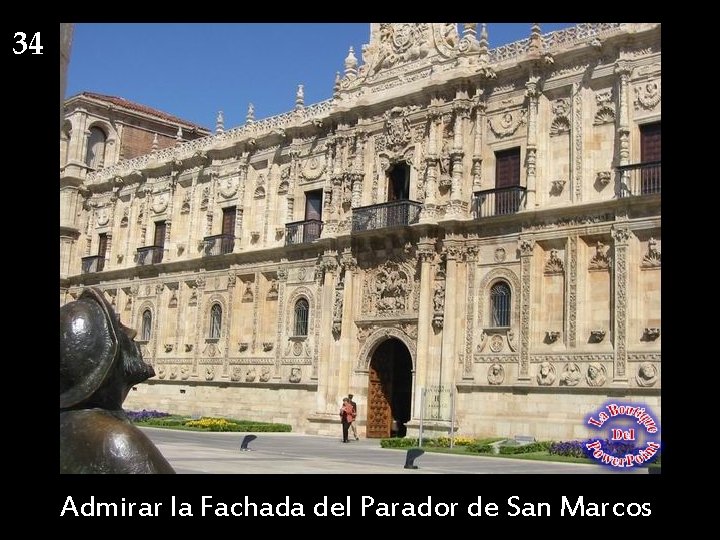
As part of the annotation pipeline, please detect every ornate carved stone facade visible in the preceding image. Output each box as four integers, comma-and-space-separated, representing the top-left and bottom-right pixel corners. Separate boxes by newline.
61, 23, 660, 441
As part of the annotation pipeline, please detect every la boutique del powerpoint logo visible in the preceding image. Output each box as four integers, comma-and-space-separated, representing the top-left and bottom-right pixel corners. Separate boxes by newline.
585, 403, 661, 469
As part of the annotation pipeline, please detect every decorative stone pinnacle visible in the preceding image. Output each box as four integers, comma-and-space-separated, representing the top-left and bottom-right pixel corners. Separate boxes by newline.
151, 133, 159, 152
344, 46, 358, 76
215, 111, 224, 134
529, 23, 543, 54
176, 126, 183, 141
295, 84, 305, 109
463, 23, 477, 38
246, 103, 255, 124
479, 23, 488, 48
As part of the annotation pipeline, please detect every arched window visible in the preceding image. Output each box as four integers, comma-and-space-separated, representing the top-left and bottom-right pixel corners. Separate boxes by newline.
294, 298, 309, 336
490, 281, 511, 327
85, 126, 107, 169
141, 309, 152, 341
209, 303, 222, 339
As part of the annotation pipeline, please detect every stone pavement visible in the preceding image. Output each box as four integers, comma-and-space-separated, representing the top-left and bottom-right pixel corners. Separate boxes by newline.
141, 427, 647, 474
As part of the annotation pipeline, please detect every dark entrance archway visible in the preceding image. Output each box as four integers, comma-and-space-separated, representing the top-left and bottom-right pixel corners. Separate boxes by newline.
366, 338, 412, 438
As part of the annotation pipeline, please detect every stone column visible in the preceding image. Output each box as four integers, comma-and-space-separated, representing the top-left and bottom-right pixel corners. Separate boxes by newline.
447, 97, 471, 218
615, 61, 632, 192
338, 249, 357, 403
462, 244, 480, 379
237, 154, 249, 250
611, 225, 631, 385
439, 241, 462, 395
412, 238, 436, 418
223, 273, 237, 377
352, 133, 367, 208
518, 236, 535, 383
317, 252, 339, 412
525, 76, 540, 209
566, 234, 578, 348
275, 265, 288, 378
420, 107, 440, 222
471, 91, 486, 193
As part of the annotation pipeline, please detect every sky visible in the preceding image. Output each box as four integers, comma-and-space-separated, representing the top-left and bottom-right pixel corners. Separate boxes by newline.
66, 23, 576, 131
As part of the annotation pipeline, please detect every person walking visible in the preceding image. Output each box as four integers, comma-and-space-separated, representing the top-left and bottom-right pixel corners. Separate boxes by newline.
339, 397, 355, 443
348, 393, 359, 440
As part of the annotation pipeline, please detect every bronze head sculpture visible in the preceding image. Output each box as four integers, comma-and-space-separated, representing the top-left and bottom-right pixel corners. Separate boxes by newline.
60, 287, 175, 473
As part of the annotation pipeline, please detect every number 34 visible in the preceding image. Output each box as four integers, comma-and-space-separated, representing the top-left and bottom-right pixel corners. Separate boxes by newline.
14, 32, 43, 55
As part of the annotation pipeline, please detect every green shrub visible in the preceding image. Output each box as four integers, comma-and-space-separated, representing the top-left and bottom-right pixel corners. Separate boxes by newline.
380, 438, 419, 448
498, 441, 551, 454
466, 443, 494, 453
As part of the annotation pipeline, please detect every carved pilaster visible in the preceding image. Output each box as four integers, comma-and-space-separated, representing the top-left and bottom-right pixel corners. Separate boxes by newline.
463, 243, 479, 379
612, 226, 631, 383
571, 81, 583, 202
615, 61, 632, 174
567, 235, 577, 347
471, 92, 486, 191
518, 236, 534, 380
525, 76, 540, 208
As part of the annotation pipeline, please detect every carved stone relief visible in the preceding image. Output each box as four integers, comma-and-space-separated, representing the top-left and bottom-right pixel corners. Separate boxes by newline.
593, 89, 616, 125
559, 363, 581, 386
536, 362, 556, 386
586, 363, 607, 386
544, 249, 564, 274
488, 109, 527, 138
487, 363, 504, 385
635, 362, 658, 387
641, 237, 661, 269
550, 98, 570, 136
634, 80, 661, 110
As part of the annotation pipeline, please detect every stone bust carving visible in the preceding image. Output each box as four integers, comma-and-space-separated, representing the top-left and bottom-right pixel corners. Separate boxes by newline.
60, 287, 175, 474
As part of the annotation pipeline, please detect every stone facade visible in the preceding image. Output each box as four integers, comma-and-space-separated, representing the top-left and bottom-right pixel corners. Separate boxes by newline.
60, 23, 661, 441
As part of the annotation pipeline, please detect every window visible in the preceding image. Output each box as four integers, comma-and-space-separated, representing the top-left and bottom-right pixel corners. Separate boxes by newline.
640, 122, 661, 194
387, 163, 410, 201
141, 309, 152, 341
495, 147, 521, 188
209, 303, 222, 339
96, 233, 108, 272
490, 281, 511, 327
85, 127, 107, 169
294, 298, 309, 336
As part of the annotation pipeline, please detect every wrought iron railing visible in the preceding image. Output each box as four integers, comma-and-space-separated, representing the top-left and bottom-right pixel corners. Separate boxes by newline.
203, 234, 234, 255
285, 219, 323, 245
472, 186, 527, 218
136, 246, 164, 266
351, 200, 422, 232
81, 255, 105, 274
617, 161, 661, 197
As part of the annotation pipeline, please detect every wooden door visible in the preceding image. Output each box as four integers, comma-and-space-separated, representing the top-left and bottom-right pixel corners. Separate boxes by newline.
222, 207, 236, 236
494, 148, 521, 214
97, 233, 107, 272
366, 361, 393, 438
153, 221, 166, 263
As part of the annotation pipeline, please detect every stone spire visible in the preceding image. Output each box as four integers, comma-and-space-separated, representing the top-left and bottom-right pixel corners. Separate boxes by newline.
344, 46, 358, 77
295, 84, 305, 110
246, 103, 255, 125
334, 71, 341, 95
215, 111, 224, 134
176, 126, 183, 144
479, 23, 489, 56
529, 23, 543, 55
462, 23, 477, 39
151, 133, 159, 152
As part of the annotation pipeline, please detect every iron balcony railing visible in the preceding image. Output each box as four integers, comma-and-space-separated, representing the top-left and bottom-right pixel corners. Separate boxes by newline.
472, 186, 527, 219
203, 234, 234, 256
81, 255, 105, 274
351, 200, 422, 232
136, 246, 164, 266
285, 219, 323, 246
617, 161, 661, 197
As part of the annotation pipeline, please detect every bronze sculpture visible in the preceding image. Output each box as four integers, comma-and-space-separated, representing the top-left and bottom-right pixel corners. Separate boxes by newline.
60, 287, 175, 473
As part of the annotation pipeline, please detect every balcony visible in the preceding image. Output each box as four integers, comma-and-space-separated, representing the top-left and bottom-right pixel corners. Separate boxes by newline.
617, 161, 661, 197
136, 246, 164, 266
203, 234, 234, 256
472, 186, 527, 219
285, 219, 323, 246
81, 255, 105, 274
351, 200, 422, 232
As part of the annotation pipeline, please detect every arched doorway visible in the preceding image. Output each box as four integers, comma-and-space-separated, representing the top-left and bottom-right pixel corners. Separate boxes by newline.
366, 338, 412, 438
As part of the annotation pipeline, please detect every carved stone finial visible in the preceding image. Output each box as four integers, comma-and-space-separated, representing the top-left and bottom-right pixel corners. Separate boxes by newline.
246, 103, 255, 125
462, 23, 477, 39
176, 126, 183, 142
529, 23, 542, 55
334, 71, 341, 94
215, 111, 224, 134
344, 46, 358, 76
295, 84, 305, 110
151, 133, 159, 152
479, 23, 488, 49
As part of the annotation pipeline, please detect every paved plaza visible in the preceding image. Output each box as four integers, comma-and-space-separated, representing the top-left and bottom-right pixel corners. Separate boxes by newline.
141, 427, 647, 474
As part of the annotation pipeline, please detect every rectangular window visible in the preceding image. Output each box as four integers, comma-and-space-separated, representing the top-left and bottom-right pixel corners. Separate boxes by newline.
640, 123, 661, 194
96, 233, 107, 272
495, 147, 521, 188
303, 190, 323, 242
221, 207, 236, 253
494, 147, 521, 215
153, 221, 166, 263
